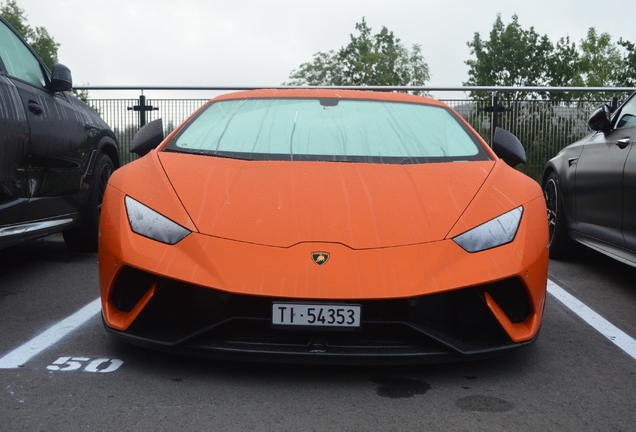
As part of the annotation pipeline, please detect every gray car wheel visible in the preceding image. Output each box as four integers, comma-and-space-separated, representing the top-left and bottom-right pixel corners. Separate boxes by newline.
543, 172, 580, 259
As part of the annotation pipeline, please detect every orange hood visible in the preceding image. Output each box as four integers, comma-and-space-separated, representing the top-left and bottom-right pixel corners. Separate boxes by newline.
157, 152, 494, 249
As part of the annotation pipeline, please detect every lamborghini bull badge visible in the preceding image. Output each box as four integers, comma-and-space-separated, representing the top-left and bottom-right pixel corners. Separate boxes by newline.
311, 252, 330, 266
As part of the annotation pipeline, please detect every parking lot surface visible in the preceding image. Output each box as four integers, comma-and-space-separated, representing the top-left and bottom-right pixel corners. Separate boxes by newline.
1, 235, 635, 431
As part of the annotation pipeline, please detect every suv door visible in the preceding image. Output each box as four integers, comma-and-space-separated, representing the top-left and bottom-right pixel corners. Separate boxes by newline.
0, 25, 30, 225
0, 17, 86, 223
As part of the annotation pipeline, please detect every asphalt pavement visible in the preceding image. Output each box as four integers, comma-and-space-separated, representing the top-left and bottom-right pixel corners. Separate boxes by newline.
1, 234, 635, 431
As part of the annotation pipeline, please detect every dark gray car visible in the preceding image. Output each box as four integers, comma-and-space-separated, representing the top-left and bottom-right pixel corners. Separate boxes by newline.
543, 92, 636, 266
0, 16, 118, 251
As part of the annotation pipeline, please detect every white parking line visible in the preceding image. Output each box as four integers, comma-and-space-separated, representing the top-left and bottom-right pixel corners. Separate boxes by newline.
0, 298, 101, 369
548, 280, 636, 361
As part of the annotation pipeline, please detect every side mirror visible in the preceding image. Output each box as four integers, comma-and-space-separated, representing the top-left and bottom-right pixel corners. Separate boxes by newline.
492, 128, 526, 168
49, 64, 73, 92
131, 118, 164, 156
588, 104, 612, 132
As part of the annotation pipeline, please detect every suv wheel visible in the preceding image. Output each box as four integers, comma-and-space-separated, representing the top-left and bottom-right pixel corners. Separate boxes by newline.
63, 153, 114, 252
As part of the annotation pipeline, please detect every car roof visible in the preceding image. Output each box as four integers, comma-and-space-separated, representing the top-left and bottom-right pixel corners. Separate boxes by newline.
211, 88, 448, 107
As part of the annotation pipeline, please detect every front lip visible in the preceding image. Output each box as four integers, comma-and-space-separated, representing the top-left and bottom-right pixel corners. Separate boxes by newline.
103, 317, 536, 366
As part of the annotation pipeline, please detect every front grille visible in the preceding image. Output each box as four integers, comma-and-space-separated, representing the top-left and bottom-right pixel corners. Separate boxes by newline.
111, 267, 533, 357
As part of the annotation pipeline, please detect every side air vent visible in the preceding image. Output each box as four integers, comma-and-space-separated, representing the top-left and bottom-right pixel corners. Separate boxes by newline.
481, 278, 531, 323
111, 266, 158, 312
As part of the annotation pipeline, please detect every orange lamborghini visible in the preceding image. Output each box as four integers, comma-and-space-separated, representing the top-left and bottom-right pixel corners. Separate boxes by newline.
98, 89, 549, 364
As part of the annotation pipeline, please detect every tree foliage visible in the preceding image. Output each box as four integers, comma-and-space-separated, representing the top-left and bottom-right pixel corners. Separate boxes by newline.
1, 0, 60, 70
465, 14, 636, 101
616, 38, 636, 87
465, 15, 553, 92
285, 18, 430, 93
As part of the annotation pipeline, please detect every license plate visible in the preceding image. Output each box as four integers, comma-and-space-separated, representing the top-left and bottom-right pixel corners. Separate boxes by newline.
272, 303, 361, 328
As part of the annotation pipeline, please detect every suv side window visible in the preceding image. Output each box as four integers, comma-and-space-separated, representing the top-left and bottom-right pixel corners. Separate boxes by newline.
615, 96, 636, 130
0, 20, 46, 88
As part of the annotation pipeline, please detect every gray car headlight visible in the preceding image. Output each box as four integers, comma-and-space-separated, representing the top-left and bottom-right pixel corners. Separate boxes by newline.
452, 206, 523, 253
125, 196, 190, 245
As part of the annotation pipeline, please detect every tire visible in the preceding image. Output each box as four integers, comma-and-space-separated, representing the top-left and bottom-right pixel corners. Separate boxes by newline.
543, 172, 580, 259
63, 153, 115, 252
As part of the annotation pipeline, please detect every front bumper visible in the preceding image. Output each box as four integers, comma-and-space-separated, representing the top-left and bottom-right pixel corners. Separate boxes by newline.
103, 268, 537, 365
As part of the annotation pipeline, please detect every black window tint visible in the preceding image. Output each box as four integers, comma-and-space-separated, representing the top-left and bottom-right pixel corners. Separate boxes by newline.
0, 21, 46, 88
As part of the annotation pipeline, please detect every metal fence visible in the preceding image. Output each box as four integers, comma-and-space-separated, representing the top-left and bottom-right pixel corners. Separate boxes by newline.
86, 91, 624, 182
90, 98, 210, 165
443, 98, 602, 181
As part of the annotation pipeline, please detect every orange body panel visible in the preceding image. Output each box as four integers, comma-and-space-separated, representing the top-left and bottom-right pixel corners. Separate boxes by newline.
99, 89, 549, 346
155, 152, 495, 248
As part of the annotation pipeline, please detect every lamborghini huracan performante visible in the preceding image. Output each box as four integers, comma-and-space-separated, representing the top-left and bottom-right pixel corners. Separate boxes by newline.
99, 89, 549, 364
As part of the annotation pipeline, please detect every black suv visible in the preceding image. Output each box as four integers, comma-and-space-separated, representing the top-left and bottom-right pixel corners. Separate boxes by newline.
0, 16, 119, 252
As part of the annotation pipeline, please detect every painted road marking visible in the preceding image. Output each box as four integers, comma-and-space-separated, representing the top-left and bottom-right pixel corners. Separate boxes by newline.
1, 280, 636, 369
47, 357, 123, 373
548, 280, 636, 361
0, 298, 101, 369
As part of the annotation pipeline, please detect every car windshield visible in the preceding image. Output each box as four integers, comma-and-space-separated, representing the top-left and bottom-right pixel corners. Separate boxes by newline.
163, 98, 490, 164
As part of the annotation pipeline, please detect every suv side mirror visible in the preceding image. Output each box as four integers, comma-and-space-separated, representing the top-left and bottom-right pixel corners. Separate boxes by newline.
492, 127, 526, 168
131, 119, 164, 156
49, 64, 73, 92
588, 104, 612, 132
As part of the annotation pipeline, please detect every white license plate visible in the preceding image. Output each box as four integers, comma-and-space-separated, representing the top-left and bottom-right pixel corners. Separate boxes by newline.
272, 303, 361, 328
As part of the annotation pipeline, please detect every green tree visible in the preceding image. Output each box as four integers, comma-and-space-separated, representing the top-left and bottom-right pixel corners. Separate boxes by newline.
617, 38, 636, 86
465, 14, 554, 100
465, 14, 635, 102
547, 36, 581, 89
577, 28, 623, 88
1, 0, 59, 70
285, 18, 430, 93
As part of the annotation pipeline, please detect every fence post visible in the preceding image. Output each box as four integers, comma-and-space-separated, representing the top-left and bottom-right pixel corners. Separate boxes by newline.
128, 94, 159, 129
490, 95, 498, 146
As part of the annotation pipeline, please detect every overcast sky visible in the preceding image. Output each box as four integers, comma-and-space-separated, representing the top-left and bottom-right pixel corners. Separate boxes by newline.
12, 0, 636, 99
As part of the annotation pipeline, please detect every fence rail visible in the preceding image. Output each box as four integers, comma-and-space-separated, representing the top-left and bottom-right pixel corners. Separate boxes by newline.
85, 87, 635, 182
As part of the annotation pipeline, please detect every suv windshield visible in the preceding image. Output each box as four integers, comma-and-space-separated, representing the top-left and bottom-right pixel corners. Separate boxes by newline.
163, 98, 490, 164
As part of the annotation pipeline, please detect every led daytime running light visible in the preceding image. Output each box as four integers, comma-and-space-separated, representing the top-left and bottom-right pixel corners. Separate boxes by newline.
453, 206, 523, 253
125, 196, 190, 245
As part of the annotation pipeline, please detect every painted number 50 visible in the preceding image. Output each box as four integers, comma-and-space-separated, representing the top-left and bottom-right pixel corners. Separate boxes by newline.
47, 357, 123, 373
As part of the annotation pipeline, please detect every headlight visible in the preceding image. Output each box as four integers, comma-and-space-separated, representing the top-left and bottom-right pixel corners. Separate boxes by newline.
452, 206, 523, 253
125, 196, 190, 245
